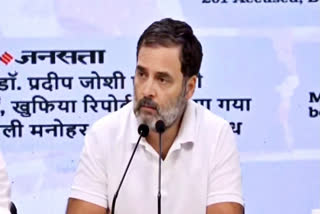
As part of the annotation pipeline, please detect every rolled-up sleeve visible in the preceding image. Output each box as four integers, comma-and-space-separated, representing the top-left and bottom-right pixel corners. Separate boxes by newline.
207, 123, 244, 206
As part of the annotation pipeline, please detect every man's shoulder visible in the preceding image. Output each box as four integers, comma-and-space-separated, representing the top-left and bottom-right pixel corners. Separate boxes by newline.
90, 102, 133, 134
191, 100, 229, 129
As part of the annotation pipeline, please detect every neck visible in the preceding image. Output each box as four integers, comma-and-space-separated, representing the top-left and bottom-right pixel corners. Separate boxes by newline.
146, 115, 184, 160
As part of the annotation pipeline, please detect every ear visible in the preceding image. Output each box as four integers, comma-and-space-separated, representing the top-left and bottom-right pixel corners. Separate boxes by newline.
185, 75, 197, 100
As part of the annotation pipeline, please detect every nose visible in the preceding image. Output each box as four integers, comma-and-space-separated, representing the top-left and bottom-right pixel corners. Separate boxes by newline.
142, 78, 156, 98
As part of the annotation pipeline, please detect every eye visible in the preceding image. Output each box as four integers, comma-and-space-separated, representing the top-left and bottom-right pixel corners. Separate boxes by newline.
136, 70, 146, 79
159, 77, 166, 83
158, 76, 171, 85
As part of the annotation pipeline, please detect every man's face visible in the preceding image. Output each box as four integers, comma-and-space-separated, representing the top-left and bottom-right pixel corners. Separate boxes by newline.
133, 45, 188, 131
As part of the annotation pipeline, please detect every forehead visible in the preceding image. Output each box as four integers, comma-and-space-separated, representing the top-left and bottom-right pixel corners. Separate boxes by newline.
137, 45, 182, 75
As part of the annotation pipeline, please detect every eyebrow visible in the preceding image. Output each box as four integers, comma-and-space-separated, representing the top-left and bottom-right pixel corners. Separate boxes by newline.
136, 65, 146, 72
156, 72, 171, 79
136, 65, 173, 80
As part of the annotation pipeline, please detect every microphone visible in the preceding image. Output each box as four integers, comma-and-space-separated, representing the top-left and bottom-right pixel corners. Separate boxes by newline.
155, 120, 165, 214
111, 124, 149, 214
155, 120, 165, 133
138, 124, 149, 137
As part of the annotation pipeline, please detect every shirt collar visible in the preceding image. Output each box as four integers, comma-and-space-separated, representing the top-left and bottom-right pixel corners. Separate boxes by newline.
173, 100, 196, 146
127, 104, 142, 144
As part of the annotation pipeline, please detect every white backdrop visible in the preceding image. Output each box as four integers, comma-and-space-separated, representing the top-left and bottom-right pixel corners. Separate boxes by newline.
0, 1, 319, 213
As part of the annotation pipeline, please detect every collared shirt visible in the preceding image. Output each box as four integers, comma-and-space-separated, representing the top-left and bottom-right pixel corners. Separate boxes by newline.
0, 151, 11, 214
70, 100, 243, 214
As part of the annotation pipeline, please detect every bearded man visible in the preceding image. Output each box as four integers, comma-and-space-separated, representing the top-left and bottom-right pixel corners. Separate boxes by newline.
67, 18, 244, 214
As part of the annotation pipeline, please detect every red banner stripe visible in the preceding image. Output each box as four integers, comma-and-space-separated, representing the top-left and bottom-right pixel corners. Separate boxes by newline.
2, 55, 11, 62
1, 57, 9, 64
4, 52, 13, 60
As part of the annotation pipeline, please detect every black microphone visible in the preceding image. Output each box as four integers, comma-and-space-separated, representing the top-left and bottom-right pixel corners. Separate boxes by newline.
156, 120, 165, 133
111, 124, 149, 214
155, 120, 165, 214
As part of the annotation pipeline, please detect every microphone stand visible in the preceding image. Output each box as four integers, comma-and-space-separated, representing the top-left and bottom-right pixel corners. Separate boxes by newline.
157, 131, 162, 214
111, 124, 149, 214
155, 120, 165, 214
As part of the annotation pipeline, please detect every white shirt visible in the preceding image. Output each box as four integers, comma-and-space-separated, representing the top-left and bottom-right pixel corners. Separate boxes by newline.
70, 100, 243, 214
0, 151, 11, 214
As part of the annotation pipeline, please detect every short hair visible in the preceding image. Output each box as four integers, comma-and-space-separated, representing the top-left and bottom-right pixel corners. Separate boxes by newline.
136, 18, 203, 78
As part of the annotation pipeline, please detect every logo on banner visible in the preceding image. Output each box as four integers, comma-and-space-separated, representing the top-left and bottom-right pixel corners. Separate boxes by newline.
0, 50, 106, 66
0, 52, 14, 65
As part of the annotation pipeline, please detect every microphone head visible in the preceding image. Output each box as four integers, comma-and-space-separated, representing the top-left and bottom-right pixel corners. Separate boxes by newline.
155, 120, 165, 133
138, 124, 149, 137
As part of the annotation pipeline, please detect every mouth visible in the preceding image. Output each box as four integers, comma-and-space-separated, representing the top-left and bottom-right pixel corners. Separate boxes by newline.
141, 105, 156, 111
136, 98, 158, 115
139, 104, 158, 114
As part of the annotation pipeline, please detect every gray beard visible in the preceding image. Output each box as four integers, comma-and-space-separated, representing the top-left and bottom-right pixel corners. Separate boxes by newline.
134, 87, 187, 132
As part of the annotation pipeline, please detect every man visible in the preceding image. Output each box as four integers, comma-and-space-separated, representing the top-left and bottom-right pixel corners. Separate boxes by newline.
67, 18, 244, 214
